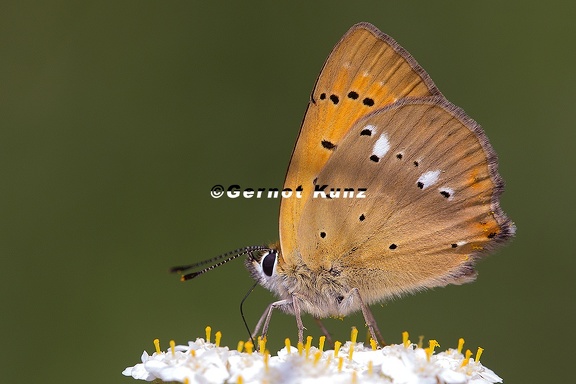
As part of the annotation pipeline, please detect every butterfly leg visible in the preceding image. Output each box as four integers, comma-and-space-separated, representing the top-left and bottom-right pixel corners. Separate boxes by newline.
353, 288, 386, 346
251, 299, 292, 341
292, 294, 305, 343
313, 317, 334, 347
341, 288, 386, 346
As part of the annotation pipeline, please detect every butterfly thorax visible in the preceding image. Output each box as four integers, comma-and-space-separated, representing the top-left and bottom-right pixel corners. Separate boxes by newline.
246, 247, 367, 318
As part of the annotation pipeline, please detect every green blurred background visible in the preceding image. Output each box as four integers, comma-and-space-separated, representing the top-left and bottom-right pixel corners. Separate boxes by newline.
2, 1, 574, 382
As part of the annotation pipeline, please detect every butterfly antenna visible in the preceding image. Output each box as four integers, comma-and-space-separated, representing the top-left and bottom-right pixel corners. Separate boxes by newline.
171, 245, 268, 281
241, 281, 259, 349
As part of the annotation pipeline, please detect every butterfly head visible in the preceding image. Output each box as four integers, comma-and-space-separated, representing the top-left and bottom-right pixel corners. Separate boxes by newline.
245, 244, 283, 292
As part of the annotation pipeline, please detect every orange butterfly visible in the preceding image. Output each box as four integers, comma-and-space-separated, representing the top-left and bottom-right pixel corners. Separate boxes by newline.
174, 22, 515, 345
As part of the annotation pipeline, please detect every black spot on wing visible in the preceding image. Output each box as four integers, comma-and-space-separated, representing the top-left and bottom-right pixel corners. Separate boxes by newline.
321, 140, 336, 150
363, 97, 375, 106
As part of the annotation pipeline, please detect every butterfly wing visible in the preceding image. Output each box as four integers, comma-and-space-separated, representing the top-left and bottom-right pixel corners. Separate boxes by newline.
280, 23, 441, 265
296, 97, 515, 303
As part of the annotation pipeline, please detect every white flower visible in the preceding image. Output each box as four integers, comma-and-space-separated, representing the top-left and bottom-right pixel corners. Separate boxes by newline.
122, 331, 503, 384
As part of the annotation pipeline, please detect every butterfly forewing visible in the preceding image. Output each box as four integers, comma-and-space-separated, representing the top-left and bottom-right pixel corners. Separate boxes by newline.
280, 23, 442, 265
296, 97, 514, 303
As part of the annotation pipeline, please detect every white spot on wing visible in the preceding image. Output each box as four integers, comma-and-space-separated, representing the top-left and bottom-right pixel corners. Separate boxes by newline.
417, 170, 441, 189
372, 133, 390, 158
362, 124, 376, 135
457, 241, 467, 247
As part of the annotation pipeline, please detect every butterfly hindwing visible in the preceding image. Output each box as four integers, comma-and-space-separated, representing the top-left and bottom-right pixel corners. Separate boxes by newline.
296, 97, 514, 303
280, 23, 441, 265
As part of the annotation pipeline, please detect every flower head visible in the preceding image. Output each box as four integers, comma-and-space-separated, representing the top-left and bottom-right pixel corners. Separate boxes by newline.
123, 330, 502, 384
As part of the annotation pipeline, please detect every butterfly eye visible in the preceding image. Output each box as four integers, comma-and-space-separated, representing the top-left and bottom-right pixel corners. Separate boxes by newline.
261, 251, 277, 277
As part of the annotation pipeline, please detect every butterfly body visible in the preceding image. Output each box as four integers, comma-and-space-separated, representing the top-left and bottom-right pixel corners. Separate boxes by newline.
248, 254, 353, 318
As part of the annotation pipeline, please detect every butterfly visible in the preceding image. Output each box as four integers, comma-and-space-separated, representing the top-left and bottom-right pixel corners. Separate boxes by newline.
173, 22, 515, 346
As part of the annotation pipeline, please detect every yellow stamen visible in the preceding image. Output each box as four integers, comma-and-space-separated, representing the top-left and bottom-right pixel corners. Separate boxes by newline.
215, 331, 222, 347
237, 375, 244, 384
285, 338, 291, 354
334, 341, 342, 357
350, 326, 358, 343
169, 340, 176, 356
461, 349, 473, 367
318, 336, 326, 352
402, 331, 410, 348
348, 343, 354, 361
305, 336, 313, 358
457, 338, 465, 354
338, 356, 344, 372
258, 336, 267, 354
184, 378, 189, 384
263, 350, 270, 372
205, 326, 211, 343
351, 371, 357, 383
313, 351, 322, 366
325, 354, 332, 368
368, 360, 373, 375
425, 340, 440, 361
297, 341, 304, 356
245, 340, 253, 355
237, 340, 244, 353
417, 335, 424, 349
190, 349, 196, 357
475, 347, 484, 362
153, 339, 161, 354
369, 338, 377, 351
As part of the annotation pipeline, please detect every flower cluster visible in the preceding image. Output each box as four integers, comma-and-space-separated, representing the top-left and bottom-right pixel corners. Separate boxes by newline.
122, 328, 502, 383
